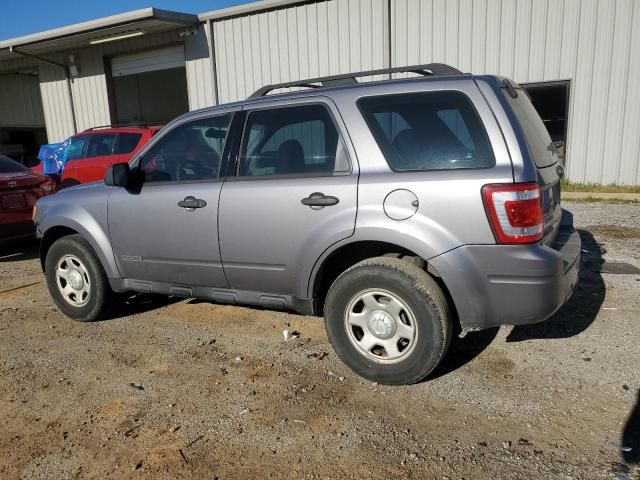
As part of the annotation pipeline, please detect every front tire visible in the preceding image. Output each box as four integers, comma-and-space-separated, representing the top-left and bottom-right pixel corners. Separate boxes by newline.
324, 257, 452, 385
45, 235, 112, 322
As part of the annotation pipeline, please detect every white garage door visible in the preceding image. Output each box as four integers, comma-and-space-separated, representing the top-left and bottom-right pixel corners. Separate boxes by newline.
111, 45, 185, 77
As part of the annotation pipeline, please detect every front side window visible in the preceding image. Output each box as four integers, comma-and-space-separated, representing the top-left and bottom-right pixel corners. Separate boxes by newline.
138, 115, 231, 183
66, 135, 89, 161
86, 133, 116, 158
359, 91, 495, 171
239, 104, 349, 177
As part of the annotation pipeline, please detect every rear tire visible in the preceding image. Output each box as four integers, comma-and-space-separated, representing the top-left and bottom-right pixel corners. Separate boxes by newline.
45, 235, 112, 322
324, 257, 452, 385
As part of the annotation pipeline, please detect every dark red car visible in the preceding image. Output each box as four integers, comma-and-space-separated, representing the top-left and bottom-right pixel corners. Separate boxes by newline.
33, 125, 161, 187
0, 154, 57, 242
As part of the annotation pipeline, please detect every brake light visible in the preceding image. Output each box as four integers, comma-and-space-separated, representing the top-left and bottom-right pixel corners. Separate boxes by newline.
481, 183, 543, 244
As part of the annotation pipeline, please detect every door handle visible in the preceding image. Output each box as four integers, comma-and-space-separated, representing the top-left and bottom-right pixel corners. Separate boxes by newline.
301, 192, 339, 209
178, 196, 207, 210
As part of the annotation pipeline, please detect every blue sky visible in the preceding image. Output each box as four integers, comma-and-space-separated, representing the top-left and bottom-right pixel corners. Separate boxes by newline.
0, 0, 252, 41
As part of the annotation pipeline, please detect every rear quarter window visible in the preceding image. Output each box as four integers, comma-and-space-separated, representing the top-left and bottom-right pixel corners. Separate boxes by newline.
358, 91, 495, 171
504, 88, 557, 168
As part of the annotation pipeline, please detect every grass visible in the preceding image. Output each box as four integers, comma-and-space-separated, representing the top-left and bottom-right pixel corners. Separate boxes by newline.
561, 179, 640, 193
563, 196, 640, 204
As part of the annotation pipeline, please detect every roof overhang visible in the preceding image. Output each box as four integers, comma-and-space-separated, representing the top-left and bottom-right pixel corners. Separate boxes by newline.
0, 8, 198, 62
199, 0, 310, 21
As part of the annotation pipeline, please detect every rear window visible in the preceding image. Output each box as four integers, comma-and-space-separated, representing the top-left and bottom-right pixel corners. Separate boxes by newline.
358, 91, 495, 171
116, 133, 143, 154
0, 154, 27, 173
505, 88, 557, 168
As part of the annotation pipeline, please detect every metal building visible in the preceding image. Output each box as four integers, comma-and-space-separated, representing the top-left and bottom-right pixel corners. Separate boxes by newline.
0, 0, 638, 184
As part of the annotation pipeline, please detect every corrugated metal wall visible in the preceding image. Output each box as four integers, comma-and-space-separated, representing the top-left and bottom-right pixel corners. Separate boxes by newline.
33, 29, 215, 142
0, 73, 45, 127
207, 0, 640, 184
3, 0, 638, 183
389, 0, 640, 184
212, 0, 389, 103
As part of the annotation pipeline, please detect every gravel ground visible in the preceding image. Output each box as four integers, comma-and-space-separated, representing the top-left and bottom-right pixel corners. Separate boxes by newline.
0, 201, 638, 480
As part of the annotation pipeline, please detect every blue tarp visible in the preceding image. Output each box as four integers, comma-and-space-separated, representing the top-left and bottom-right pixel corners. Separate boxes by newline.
37, 139, 70, 176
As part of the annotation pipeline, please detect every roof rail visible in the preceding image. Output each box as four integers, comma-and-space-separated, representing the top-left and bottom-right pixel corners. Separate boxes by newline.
82, 123, 161, 131
250, 63, 463, 98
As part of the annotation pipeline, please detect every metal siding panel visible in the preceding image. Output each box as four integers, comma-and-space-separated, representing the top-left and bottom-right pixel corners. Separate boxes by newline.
39, 64, 75, 142
513, 0, 532, 81
185, 23, 215, 110
543, 0, 563, 80
0, 74, 45, 127
484, 0, 501, 73
433, 0, 446, 62
445, 0, 459, 66
565, 0, 597, 183
601, 0, 633, 184
471, 0, 488, 73
458, 0, 473, 72
498, 0, 516, 77
583, 0, 614, 183
619, 0, 640, 185
528, 0, 547, 81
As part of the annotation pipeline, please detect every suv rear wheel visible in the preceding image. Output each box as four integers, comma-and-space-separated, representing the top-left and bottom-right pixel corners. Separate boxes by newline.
324, 257, 452, 385
45, 235, 112, 322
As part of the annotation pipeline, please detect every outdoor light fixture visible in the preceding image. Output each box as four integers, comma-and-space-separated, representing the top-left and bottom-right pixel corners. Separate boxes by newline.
89, 31, 145, 45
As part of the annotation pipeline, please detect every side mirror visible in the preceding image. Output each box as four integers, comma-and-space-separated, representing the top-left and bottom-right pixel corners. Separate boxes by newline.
105, 162, 133, 188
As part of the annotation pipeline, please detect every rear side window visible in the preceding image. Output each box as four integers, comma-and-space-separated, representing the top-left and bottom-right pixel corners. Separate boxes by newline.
505, 89, 557, 168
239, 104, 349, 177
358, 91, 495, 171
115, 133, 142, 154
86, 133, 116, 158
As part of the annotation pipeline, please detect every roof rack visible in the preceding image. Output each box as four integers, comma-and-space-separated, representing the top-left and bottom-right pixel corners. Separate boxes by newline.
82, 123, 161, 131
250, 63, 463, 98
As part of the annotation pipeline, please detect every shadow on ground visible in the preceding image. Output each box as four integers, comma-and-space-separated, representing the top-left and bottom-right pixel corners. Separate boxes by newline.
622, 389, 640, 465
428, 327, 500, 380
507, 229, 605, 342
0, 238, 40, 262
101, 293, 183, 320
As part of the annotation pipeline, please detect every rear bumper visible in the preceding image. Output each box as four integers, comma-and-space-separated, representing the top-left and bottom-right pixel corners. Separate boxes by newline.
430, 209, 581, 331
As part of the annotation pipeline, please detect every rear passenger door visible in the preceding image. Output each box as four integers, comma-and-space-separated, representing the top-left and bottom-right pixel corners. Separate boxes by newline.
218, 98, 358, 297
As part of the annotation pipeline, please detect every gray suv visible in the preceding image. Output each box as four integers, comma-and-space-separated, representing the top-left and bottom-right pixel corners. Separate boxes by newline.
34, 64, 580, 385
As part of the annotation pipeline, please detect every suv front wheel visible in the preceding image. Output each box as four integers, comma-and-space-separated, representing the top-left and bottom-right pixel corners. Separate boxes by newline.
45, 235, 112, 322
324, 257, 452, 385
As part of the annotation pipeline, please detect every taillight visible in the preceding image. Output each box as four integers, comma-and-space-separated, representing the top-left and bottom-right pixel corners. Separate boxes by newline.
481, 183, 543, 244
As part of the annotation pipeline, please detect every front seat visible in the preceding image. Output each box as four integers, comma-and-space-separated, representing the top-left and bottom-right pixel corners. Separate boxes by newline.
276, 140, 305, 174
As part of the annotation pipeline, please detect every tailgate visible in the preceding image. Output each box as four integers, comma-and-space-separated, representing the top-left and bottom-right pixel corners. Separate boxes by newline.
502, 82, 562, 245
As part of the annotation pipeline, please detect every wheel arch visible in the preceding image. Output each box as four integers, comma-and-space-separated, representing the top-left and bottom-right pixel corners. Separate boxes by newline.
39, 215, 120, 278
309, 239, 459, 326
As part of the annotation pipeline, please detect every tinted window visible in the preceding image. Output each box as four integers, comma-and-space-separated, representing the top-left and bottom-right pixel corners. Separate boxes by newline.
359, 91, 495, 171
0, 154, 28, 173
115, 133, 142, 154
138, 115, 231, 183
67, 135, 89, 161
505, 88, 557, 168
86, 133, 116, 158
239, 104, 349, 177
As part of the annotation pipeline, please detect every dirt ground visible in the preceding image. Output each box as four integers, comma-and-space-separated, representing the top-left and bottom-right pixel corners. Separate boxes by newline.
0, 201, 638, 480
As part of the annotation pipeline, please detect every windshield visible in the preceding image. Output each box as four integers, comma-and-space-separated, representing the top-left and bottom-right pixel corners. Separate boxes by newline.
0, 154, 28, 174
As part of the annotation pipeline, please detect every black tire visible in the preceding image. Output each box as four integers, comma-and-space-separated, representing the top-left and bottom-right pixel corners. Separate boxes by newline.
45, 234, 112, 322
324, 256, 452, 385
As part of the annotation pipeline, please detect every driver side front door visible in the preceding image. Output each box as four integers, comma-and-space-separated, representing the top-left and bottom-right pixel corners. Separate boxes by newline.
108, 109, 237, 288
